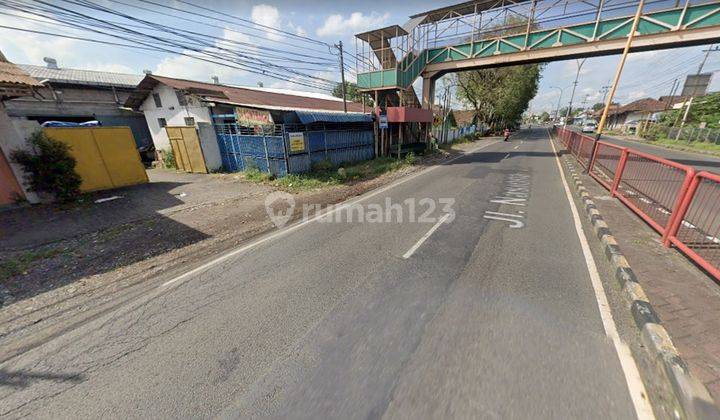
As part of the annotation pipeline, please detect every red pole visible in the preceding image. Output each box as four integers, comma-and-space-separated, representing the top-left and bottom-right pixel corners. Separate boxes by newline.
662, 169, 697, 247
611, 149, 629, 197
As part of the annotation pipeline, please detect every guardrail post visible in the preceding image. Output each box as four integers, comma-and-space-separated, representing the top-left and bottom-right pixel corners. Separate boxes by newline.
610, 148, 629, 197
662, 169, 697, 247
588, 138, 599, 173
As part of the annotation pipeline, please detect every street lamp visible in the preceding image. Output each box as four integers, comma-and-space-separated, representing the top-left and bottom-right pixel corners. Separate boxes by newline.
550, 86, 564, 123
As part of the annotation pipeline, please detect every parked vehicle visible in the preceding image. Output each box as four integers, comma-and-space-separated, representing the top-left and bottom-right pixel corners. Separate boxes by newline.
581, 122, 597, 133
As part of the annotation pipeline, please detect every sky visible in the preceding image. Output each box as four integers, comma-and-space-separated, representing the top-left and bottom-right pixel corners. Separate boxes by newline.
0, 0, 718, 111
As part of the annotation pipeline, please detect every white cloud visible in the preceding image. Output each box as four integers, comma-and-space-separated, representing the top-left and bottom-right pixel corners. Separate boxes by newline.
251, 4, 283, 42
288, 22, 307, 37
154, 26, 252, 83
316, 12, 389, 37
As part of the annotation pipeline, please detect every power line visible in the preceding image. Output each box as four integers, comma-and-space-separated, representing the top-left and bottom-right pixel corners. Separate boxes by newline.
8, 0, 339, 90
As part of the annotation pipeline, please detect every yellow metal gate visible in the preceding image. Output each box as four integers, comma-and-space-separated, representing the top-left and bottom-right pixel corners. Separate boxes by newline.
166, 126, 207, 174
43, 126, 148, 192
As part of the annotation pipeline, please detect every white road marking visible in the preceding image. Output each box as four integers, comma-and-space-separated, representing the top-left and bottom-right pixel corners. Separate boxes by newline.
503, 153, 511, 159
513, 145, 520, 150
548, 130, 655, 420
161, 140, 499, 289
402, 213, 451, 259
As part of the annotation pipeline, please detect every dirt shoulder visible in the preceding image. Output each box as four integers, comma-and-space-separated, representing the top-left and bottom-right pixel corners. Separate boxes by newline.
0, 140, 491, 361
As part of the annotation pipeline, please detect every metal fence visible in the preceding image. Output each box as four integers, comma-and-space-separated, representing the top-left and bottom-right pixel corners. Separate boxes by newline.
432, 125, 480, 144
212, 119, 374, 176
666, 171, 720, 280
555, 126, 720, 283
648, 125, 720, 144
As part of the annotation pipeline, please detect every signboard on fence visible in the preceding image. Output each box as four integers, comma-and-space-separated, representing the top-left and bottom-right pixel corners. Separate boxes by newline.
235, 107, 273, 127
379, 114, 388, 129
288, 132, 305, 153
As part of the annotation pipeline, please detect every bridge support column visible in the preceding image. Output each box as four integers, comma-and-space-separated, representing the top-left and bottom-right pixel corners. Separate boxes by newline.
422, 74, 437, 110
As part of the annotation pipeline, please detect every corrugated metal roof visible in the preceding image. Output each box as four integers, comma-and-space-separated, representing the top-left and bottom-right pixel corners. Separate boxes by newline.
295, 110, 372, 124
125, 75, 368, 113
17, 64, 143, 88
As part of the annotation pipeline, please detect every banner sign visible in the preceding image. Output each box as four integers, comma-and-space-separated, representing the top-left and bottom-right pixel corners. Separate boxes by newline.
235, 107, 273, 127
288, 132, 305, 153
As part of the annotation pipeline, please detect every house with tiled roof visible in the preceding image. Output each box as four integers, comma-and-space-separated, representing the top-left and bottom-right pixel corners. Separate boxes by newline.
604, 98, 668, 131
125, 74, 368, 153
3, 58, 151, 148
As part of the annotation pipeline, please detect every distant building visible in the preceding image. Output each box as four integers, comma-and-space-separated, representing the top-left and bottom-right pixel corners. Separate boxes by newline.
125, 75, 372, 174
3, 58, 151, 147
124, 74, 366, 153
602, 98, 668, 132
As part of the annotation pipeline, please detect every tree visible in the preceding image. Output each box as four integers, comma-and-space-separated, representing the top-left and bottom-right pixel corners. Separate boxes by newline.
657, 92, 720, 129
453, 16, 543, 132
539, 112, 550, 122
592, 102, 605, 111
455, 63, 543, 131
332, 82, 374, 107
11, 130, 82, 202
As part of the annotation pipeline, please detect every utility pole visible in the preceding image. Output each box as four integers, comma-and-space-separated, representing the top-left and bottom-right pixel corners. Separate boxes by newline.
336, 40, 348, 113
591, 0, 645, 172
565, 58, 586, 124
599, 84, 610, 106
550, 86, 564, 122
675, 44, 718, 140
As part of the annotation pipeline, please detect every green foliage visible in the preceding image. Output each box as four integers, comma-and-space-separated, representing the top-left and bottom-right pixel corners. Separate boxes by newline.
240, 156, 414, 192
332, 82, 374, 107
454, 16, 543, 132
0, 248, 65, 281
311, 158, 334, 172
657, 93, 720, 129
10, 131, 82, 202
404, 152, 416, 165
539, 112, 550, 122
163, 148, 177, 169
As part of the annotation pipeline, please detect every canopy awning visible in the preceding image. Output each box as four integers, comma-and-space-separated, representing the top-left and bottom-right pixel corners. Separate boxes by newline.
295, 111, 372, 124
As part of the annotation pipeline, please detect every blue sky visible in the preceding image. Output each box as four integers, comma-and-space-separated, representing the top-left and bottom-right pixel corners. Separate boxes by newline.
0, 0, 718, 112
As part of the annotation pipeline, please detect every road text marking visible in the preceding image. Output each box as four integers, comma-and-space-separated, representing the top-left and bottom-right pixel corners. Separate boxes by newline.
402, 213, 451, 259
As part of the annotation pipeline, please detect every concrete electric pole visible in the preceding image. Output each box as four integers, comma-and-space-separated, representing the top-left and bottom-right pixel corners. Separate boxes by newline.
565, 58, 587, 123
336, 41, 348, 113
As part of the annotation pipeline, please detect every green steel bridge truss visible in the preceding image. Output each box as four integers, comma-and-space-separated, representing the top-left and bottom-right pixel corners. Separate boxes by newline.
357, 2, 720, 90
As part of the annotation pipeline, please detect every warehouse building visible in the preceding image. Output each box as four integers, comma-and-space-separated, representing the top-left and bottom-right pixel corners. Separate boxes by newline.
3, 58, 151, 148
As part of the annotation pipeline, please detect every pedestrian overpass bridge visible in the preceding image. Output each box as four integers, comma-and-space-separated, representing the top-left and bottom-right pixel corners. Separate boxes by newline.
355, 0, 720, 108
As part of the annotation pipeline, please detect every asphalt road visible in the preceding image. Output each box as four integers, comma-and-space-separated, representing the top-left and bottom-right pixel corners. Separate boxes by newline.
0, 128, 648, 419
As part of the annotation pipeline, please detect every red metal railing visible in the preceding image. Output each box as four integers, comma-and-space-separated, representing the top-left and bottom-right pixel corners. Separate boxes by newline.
664, 172, 720, 279
589, 141, 624, 190
553, 126, 719, 282
612, 149, 695, 235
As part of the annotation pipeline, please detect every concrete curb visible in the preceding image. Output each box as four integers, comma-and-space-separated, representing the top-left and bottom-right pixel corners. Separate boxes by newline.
557, 152, 720, 420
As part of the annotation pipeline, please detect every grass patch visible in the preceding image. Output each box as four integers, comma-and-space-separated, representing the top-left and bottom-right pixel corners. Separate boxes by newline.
239, 155, 416, 192
0, 248, 65, 281
643, 136, 720, 157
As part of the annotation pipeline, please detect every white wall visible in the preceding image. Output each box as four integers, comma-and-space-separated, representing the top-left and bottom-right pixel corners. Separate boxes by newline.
140, 84, 212, 151
197, 122, 222, 172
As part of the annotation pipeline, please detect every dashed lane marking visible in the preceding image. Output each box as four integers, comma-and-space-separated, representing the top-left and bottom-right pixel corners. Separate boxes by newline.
402, 213, 451, 259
